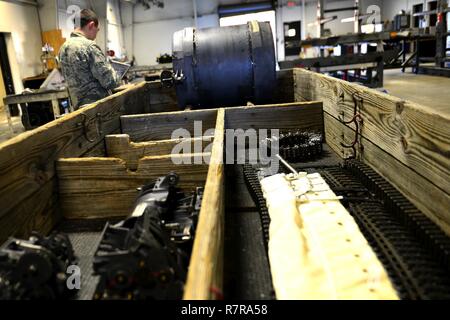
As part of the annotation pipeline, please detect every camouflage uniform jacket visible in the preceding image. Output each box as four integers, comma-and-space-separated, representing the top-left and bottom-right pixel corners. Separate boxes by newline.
59, 31, 120, 109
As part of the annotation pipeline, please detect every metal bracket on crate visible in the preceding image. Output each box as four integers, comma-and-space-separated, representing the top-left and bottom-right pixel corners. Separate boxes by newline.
340, 93, 364, 160
76, 112, 103, 143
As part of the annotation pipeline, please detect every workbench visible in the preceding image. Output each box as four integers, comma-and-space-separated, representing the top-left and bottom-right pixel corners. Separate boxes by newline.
3, 88, 72, 132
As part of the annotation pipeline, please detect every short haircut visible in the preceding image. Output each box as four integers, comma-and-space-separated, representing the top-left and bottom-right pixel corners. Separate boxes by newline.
78, 9, 99, 28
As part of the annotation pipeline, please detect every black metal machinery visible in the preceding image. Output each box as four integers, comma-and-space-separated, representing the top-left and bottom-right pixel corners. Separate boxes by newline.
0, 232, 77, 300
169, 21, 276, 109
92, 172, 203, 300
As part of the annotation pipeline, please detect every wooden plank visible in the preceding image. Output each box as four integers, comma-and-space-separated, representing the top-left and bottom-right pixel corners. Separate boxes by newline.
105, 134, 214, 170
324, 113, 450, 235
51, 99, 60, 119
294, 68, 450, 197
121, 108, 218, 141
83, 139, 107, 157
273, 69, 295, 103
225, 101, 323, 132
57, 154, 209, 219
121, 101, 323, 143
4, 90, 69, 105
0, 82, 151, 243
147, 82, 180, 113
3, 180, 60, 240
184, 109, 225, 300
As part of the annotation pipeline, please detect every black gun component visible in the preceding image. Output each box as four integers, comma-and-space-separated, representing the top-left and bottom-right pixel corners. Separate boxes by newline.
93, 172, 203, 300
0, 232, 77, 300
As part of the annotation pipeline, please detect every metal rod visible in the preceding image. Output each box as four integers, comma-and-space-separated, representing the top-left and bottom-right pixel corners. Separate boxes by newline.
324, 6, 358, 14
317, 0, 324, 38
354, 0, 360, 35
276, 154, 298, 176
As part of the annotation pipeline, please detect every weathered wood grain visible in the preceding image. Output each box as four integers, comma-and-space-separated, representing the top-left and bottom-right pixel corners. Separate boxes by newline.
121, 109, 218, 141
121, 101, 323, 144
184, 109, 225, 300
294, 68, 450, 197
273, 69, 295, 103
225, 101, 323, 132
324, 112, 450, 235
147, 81, 180, 113
0, 82, 151, 243
57, 154, 209, 219
105, 134, 214, 170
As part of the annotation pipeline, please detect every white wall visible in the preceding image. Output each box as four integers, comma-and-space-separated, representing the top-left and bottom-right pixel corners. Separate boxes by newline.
121, 1, 133, 60
126, 0, 391, 65
131, 0, 221, 65
37, 0, 58, 32
0, 1, 43, 92
56, 0, 107, 52
134, 17, 194, 65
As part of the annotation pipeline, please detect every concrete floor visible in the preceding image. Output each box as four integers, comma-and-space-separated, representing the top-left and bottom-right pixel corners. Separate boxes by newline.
383, 69, 450, 115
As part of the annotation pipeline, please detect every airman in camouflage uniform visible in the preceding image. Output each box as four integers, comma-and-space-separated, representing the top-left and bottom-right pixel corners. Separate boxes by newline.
59, 9, 120, 109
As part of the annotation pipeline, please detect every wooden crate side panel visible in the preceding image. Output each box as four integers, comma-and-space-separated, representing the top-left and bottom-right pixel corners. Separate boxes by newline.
57, 154, 209, 219
325, 113, 450, 235
184, 109, 225, 300
121, 109, 218, 141
0, 82, 151, 242
105, 134, 214, 170
147, 82, 180, 113
225, 101, 323, 132
294, 68, 450, 196
273, 69, 295, 103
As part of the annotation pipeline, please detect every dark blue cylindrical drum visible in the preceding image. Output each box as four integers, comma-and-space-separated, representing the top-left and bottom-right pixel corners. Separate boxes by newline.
172, 21, 276, 109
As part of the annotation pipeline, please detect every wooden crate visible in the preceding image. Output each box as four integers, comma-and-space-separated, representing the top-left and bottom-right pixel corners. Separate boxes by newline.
294, 69, 450, 235
0, 68, 448, 300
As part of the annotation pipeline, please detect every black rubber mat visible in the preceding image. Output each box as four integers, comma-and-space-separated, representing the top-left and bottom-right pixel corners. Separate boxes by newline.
224, 164, 274, 300
55, 219, 122, 300
67, 232, 102, 300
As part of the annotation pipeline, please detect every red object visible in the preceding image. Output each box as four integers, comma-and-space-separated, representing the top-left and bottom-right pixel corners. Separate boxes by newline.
287, 1, 296, 7
210, 286, 224, 300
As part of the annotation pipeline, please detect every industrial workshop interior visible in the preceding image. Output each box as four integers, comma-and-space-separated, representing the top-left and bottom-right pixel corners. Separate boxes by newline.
0, 0, 449, 304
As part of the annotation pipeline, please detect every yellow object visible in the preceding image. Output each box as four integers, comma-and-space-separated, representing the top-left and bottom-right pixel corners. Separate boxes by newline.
260, 173, 399, 300
250, 20, 260, 33
42, 29, 66, 71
